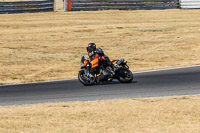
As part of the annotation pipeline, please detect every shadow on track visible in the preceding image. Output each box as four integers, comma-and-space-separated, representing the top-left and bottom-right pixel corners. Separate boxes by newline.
94, 80, 138, 86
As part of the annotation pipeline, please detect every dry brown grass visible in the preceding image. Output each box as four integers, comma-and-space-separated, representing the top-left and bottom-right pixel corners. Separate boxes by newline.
0, 95, 200, 133
1, 9, 200, 84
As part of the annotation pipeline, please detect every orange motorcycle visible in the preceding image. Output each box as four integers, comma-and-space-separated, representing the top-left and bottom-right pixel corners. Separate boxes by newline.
78, 56, 133, 85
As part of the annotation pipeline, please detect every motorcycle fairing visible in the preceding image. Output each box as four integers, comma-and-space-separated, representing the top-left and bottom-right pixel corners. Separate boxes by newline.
112, 60, 119, 65
91, 58, 99, 68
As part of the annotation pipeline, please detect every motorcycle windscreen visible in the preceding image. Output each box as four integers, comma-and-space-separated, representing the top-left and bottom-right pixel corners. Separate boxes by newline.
81, 56, 88, 68
91, 58, 99, 68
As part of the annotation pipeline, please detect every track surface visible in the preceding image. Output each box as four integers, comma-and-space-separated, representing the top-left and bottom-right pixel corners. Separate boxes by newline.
0, 66, 200, 106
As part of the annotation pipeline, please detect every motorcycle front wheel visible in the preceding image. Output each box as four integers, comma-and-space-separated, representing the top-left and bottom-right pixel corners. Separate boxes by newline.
117, 67, 133, 83
78, 70, 95, 86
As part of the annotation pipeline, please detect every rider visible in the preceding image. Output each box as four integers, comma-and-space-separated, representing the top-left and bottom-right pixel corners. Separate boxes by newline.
86, 43, 113, 83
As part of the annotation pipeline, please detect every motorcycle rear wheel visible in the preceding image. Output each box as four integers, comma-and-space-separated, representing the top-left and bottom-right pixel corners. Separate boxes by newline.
78, 70, 95, 86
117, 67, 133, 83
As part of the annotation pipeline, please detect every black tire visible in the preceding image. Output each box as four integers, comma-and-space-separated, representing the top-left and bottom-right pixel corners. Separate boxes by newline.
117, 67, 133, 83
78, 70, 95, 86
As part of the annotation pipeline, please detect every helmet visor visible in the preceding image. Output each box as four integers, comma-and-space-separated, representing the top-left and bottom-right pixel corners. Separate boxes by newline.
86, 47, 92, 53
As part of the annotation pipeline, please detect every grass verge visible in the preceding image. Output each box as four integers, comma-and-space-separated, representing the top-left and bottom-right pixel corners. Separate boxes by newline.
0, 95, 200, 133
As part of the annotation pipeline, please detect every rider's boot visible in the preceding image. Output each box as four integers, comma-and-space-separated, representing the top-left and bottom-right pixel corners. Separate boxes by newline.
96, 73, 104, 84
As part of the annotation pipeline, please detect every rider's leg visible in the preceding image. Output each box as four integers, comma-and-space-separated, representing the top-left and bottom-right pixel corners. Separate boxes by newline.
96, 67, 104, 83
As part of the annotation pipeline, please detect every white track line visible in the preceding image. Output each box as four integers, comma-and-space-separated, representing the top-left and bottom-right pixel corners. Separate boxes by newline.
0, 78, 77, 87
133, 65, 200, 74
142, 94, 200, 99
1, 65, 200, 87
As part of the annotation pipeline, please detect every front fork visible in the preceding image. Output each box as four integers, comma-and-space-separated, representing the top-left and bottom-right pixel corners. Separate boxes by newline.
85, 63, 90, 76
84, 63, 95, 82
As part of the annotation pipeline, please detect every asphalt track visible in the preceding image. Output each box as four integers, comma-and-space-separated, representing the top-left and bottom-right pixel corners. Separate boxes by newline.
0, 65, 200, 106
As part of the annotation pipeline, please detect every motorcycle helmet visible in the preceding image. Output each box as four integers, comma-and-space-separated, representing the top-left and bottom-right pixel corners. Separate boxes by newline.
87, 43, 96, 53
